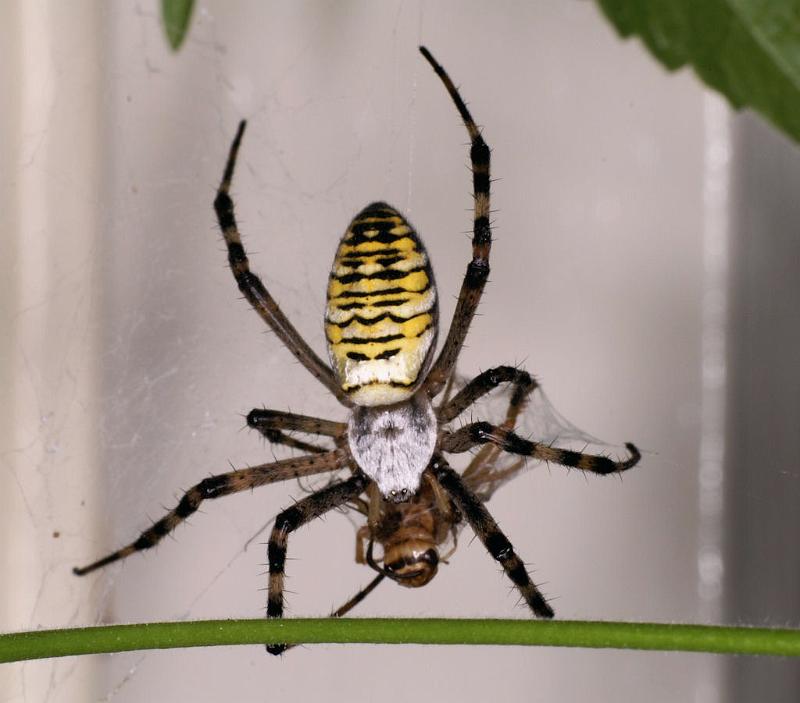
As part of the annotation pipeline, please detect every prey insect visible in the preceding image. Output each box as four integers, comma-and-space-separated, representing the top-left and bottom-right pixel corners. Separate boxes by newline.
74, 46, 641, 654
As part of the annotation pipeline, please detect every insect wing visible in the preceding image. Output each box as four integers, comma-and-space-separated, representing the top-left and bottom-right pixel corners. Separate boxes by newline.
452, 374, 627, 501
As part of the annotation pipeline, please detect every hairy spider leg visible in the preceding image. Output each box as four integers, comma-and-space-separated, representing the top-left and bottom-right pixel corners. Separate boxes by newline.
73, 450, 346, 575
247, 408, 347, 454
214, 121, 352, 407
438, 365, 538, 489
437, 365, 539, 424
431, 458, 554, 618
266, 473, 369, 655
442, 422, 641, 475
418, 47, 493, 398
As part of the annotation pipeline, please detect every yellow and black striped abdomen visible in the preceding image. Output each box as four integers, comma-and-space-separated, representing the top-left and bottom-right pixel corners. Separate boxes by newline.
326, 202, 438, 406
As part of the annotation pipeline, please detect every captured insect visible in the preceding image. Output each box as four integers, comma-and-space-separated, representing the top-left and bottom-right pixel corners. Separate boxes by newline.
74, 47, 641, 654
332, 373, 639, 622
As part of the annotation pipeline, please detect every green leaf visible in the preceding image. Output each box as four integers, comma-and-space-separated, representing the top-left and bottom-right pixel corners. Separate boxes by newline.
596, 0, 800, 144
162, 0, 195, 52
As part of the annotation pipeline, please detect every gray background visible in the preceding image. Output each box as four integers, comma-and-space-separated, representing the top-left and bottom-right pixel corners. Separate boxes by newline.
1, 2, 798, 701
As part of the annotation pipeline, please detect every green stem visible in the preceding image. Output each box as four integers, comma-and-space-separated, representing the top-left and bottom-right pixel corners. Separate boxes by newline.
2, 618, 799, 663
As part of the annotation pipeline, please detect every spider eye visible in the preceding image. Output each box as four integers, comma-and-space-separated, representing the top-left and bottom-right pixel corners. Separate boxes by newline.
388, 487, 411, 503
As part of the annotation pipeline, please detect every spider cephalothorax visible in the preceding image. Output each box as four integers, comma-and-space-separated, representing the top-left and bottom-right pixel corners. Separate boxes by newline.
74, 46, 641, 655
347, 392, 437, 501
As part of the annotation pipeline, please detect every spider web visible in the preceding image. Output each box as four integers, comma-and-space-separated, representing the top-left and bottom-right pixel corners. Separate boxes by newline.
448, 374, 631, 501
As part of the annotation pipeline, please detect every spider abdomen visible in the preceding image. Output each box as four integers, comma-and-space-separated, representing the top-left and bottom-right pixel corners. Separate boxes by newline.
326, 202, 438, 406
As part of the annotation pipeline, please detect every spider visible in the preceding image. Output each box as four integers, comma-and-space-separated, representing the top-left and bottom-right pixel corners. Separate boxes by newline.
74, 46, 641, 654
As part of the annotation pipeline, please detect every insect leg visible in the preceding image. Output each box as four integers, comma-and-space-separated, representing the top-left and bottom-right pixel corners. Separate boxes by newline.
278, 573, 385, 654
330, 573, 385, 618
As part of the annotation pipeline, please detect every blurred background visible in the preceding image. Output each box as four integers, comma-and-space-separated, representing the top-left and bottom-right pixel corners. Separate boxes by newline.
1, 2, 799, 701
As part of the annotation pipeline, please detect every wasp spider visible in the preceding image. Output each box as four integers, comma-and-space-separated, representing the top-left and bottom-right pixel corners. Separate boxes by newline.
74, 46, 641, 654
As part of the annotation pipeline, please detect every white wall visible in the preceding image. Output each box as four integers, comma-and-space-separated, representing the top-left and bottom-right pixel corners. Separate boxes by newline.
4, 2, 796, 702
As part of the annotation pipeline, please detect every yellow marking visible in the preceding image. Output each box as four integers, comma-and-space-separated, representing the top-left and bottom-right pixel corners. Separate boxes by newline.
327, 312, 431, 345
328, 290, 429, 309
334, 251, 427, 278
344, 217, 404, 237
327, 289, 436, 328
352, 215, 402, 222
331, 327, 435, 380
326, 325, 344, 344
340, 236, 417, 255
345, 216, 406, 228
335, 261, 378, 276
327, 269, 430, 299
349, 385, 409, 406
327, 204, 438, 406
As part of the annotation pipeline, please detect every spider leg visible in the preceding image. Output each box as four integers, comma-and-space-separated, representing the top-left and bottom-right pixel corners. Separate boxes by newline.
247, 408, 346, 454
253, 430, 329, 455
439, 366, 537, 488
354, 524, 371, 563
430, 457, 553, 618
442, 422, 642, 475
437, 365, 538, 424
266, 473, 369, 655
418, 47, 492, 399
73, 449, 347, 576
214, 121, 352, 408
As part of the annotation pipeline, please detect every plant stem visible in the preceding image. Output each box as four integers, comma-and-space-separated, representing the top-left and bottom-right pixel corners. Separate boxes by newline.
2, 618, 799, 664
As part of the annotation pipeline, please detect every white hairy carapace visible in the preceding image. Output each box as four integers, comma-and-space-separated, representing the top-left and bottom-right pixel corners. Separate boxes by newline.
347, 394, 438, 502
325, 203, 439, 501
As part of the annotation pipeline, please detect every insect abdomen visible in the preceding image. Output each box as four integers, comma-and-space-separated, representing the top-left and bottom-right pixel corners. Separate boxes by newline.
326, 202, 438, 406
